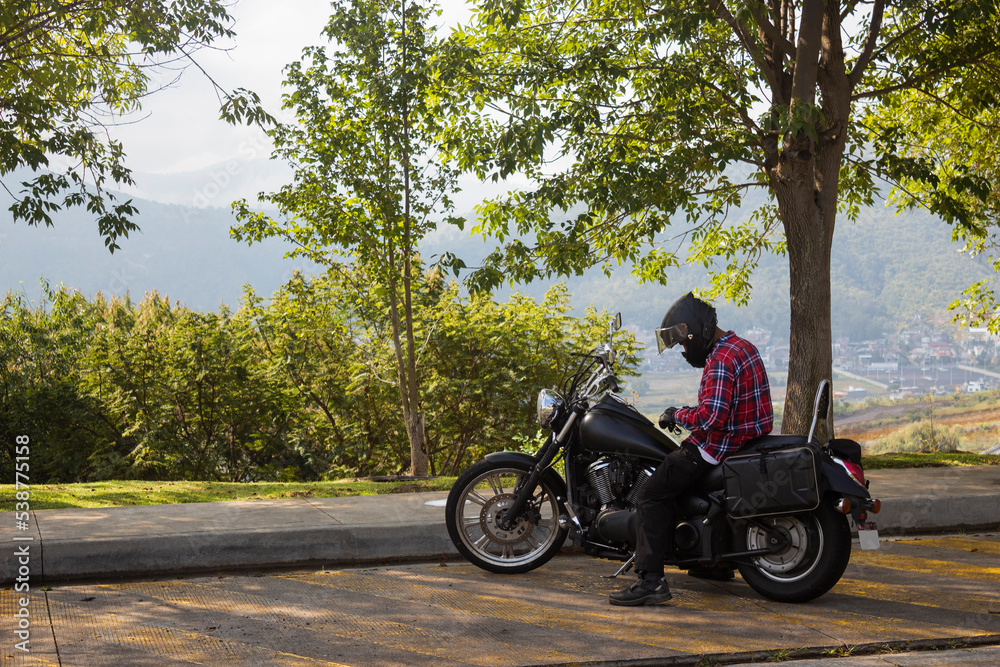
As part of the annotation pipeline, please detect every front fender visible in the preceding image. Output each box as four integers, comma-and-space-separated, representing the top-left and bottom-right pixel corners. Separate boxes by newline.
484, 451, 568, 499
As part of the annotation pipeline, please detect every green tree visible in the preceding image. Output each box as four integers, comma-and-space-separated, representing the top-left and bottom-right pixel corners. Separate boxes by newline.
1, 285, 307, 483
0, 0, 267, 250
144, 306, 288, 481
889, 82, 1000, 331
0, 283, 114, 481
440, 0, 1000, 432
76, 291, 169, 480
245, 270, 407, 478
423, 281, 642, 474
243, 264, 643, 477
1, 270, 642, 480
232, 0, 464, 475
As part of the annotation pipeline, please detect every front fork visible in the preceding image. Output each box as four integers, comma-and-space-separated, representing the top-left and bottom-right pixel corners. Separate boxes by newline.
496, 411, 579, 531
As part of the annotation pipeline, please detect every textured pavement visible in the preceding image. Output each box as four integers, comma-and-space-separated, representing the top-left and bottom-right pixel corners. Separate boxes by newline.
3, 533, 999, 666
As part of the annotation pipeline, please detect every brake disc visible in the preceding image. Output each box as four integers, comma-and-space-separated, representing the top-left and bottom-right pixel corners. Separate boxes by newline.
479, 493, 536, 546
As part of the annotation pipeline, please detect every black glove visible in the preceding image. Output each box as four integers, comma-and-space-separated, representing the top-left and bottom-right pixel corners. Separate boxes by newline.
658, 407, 679, 430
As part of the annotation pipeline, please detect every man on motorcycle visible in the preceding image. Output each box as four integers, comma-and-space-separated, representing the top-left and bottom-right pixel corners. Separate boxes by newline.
609, 292, 773, 606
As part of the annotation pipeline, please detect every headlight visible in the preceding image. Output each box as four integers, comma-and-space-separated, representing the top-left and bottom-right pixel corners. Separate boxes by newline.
536, 389, 563, 428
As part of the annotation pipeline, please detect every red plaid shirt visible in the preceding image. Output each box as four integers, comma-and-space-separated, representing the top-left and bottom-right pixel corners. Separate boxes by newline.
674, 332, 773, 462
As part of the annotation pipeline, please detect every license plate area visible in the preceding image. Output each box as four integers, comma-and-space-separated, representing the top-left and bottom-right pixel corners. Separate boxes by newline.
858, 520, 880, 551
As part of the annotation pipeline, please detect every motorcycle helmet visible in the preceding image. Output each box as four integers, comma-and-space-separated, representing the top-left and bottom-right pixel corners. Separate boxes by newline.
655, 292, 718, 368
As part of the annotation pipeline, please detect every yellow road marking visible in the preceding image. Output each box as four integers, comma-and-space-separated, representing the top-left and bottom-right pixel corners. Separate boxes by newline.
852, 550, 1000, 585
395, 563, 776, 615
834, 577, 1000, 616
21, 535, 1000, 665
287, 570, 812, 655
403, 562, 997, 637
892, 536, 1000, 556
0, 656, 60, 666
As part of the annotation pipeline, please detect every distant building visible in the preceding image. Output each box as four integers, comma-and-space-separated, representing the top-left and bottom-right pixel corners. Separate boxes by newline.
968, 327, 1000, 342
744, 327, 772, 347
869, 362, 898, 372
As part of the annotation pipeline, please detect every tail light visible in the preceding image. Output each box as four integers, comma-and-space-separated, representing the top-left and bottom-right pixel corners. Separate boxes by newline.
844, 460, 865, 486
834, 457, 866, 488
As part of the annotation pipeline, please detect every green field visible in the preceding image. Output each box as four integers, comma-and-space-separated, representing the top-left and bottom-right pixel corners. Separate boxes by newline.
1, 477, 456, 512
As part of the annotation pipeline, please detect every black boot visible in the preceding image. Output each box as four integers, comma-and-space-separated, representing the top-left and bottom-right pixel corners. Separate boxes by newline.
609, 572, 673, 606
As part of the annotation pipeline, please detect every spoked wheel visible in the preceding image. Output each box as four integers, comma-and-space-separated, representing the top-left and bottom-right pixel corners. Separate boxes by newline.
736, 503, 852, 602
445, 459, 567, 574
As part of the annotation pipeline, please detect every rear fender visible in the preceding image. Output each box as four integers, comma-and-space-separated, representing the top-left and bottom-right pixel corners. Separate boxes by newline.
820, 458, 870, 500
483, 451, 568, 499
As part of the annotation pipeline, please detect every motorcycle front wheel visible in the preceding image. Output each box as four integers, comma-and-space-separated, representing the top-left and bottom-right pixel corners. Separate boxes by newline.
736, 502, 852, 603
445, 459, 568, 574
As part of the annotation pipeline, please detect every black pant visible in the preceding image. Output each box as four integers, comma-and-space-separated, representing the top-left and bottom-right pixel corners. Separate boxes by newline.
633, 443, 713, 576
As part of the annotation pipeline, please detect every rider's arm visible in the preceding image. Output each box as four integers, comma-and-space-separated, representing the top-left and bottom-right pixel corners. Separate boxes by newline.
674, 358, 735, 433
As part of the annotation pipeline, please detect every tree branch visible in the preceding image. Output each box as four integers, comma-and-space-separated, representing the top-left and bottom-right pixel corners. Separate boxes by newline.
848, 0, 885, 88
747, 0, 796, 55
852, 58, 989, 101
705, 0, 778, 93
790, 0, 824, 105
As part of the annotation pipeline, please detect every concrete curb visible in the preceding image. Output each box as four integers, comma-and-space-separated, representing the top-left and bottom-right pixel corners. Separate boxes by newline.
875, 495, 1000, 536
3, 492, 459, 584
865, 465, 1000, 536
33, 522, 458, 582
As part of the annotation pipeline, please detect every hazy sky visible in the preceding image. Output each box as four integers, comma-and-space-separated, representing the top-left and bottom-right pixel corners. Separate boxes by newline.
110, 0, 474, 176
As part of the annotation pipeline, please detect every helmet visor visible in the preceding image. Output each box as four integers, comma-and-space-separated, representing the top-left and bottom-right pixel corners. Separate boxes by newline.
654, 322, 690, 354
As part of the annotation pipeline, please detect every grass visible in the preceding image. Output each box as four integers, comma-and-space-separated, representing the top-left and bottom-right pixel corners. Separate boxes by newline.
862, 451, 1000, 469
0, 477, 457, 512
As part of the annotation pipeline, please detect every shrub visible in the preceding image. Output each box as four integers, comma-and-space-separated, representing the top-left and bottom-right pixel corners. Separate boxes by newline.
869, 421, 961, 454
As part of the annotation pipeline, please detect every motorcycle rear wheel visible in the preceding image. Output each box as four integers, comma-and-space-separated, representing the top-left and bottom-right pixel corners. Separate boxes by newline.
736, 502, 852, 603
446, 459, 568, 574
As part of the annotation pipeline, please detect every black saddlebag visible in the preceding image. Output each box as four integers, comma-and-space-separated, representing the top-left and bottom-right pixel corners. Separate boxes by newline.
722, 445, 820, 518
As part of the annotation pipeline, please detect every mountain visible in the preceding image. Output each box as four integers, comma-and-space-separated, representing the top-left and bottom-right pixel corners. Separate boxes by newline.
0, 197, 316, 312
1, 170, 989, 340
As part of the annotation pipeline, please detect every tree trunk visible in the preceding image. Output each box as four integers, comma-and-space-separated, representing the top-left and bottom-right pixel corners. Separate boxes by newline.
407, 411, 427, 476
398, 0, 429, 478
765, 0, 852, 436
385, 285, 428, 477
779, 183, 834, 436
770, 130, 846, 435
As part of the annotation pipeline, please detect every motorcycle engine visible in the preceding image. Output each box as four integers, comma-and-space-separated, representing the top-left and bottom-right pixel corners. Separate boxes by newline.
581, 456, 655, 549
580, 455, 708, 557
585, 457, 654, 509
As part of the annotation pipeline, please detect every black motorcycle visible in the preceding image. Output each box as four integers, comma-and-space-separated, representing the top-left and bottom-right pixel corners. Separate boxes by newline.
445, 314, 881, 602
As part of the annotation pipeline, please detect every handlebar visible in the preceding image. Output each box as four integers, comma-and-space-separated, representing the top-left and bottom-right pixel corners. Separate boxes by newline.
566, 313, 624, 403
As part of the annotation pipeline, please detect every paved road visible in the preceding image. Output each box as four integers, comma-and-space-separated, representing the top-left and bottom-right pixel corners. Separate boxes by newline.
4, 533, 999, 666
